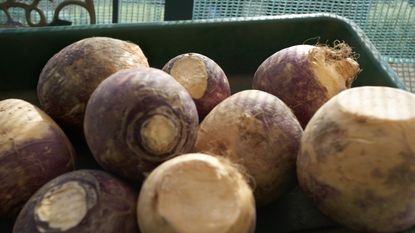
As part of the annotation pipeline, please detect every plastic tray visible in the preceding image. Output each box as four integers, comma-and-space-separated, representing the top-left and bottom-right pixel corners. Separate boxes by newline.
0, 13, 409, 233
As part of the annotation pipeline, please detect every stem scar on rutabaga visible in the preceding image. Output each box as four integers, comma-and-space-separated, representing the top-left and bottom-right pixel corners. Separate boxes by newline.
13, 170, 138, 233
163, 53, 231, 121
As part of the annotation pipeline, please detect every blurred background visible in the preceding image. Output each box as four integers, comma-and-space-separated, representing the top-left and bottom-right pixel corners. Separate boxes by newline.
1, 0, 414, 91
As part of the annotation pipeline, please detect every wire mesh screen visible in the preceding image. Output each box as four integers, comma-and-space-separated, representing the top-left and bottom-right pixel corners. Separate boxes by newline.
193, 0, 415, 64
0, 0, 165, 26
95, 0, 114, 24
118, 0, 165, 23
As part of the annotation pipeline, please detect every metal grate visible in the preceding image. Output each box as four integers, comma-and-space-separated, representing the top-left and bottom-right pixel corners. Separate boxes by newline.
193, 0, 415, 91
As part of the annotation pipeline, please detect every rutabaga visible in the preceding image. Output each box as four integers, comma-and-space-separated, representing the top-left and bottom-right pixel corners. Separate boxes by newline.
13, 170, 138, 233
37, 37, 149, 131
194, 90, 303, 206
137, 153, 256, 233
297, 86, 415, 233
84, 67, 199, 182
253, 43, 360, 128
0, 99, 76, 218
163, 52, 231, 120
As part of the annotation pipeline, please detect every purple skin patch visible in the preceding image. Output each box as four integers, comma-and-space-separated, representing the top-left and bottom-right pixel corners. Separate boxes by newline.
37, 46, 90, 129
348, 190, 415, 232
0, 127, 76, 218
299, 130, 415, 232
195, 54, 230, 119
163, 53, 231, 120
84, 67, 198, 182
309, 120, 348, 163
13, 170, 138, 233
253, 45, 328, 128
299, 175, 339, 207
232, 90, 303, 162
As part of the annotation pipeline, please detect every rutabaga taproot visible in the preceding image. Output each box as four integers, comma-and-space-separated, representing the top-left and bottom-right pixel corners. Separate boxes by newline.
252, 43, 360, 128
162, 53, 231, 120
0, 99, 76, 218
297, 86, 415, 233
137, 153, 256, 233
194, 90, 303, 206
13, 170, 138, 233
84, 67, 199, 182
37, 37, 149, 131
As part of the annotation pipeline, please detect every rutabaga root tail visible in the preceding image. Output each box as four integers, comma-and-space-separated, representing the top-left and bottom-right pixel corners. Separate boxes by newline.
311, 40, 361, 88
198, 151, 257, 192
314, 40, 359, 61
218, 156, 257, 192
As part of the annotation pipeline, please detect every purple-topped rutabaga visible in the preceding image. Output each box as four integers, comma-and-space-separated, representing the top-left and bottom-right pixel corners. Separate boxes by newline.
37, 37, 149, 131
13, 169, 138, 233
253, 43, 360, 128
194, 90, 303, 206
162, 53, 231, 120
84, 67, 199, 181
0, 99, 76, 218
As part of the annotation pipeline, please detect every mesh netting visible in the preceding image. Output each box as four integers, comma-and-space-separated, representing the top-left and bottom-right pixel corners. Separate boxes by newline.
118, 0, 165, 23
390, 63, 415, 89
193, 0, 415, 63
0, 0, 165, 26
2, 0, 414, 91
193, 0, 415, 92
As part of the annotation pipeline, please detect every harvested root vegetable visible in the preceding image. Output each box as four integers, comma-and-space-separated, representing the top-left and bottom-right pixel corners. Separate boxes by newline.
137, 153, 256, 233
194, 90, 303, 206
13, 169, 138, 233
84, 67, 198, 181
252, 43, 360, 128
162, 53, 231, 120
297, 86, 415, 233
0, 99, 76, 218
37, 36, 149, 130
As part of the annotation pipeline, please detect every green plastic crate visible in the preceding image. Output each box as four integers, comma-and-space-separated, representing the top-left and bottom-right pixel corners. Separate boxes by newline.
0, 13, 410, 233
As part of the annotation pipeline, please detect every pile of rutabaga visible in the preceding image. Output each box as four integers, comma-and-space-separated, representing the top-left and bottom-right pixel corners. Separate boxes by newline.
2, 36, 415, 233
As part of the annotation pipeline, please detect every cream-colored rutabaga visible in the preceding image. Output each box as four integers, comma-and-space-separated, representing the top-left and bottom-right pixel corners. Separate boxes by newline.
297, 86, 415, 233
194, 90, 303, 206
137, 153, 256, 233
0, 99, 76, 218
